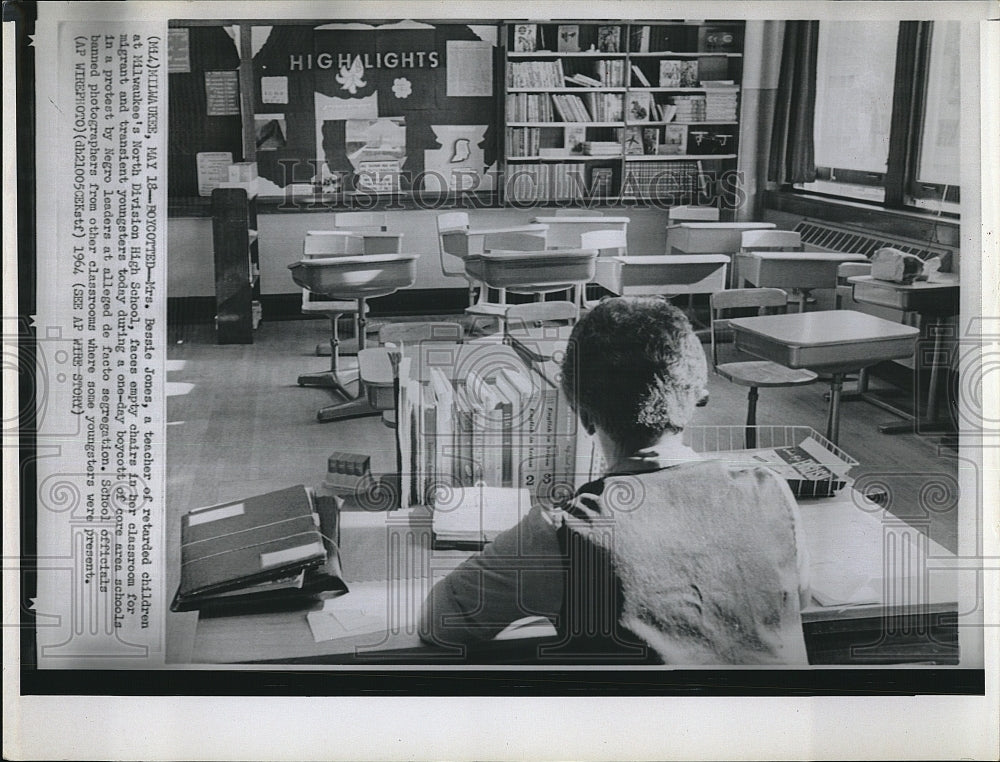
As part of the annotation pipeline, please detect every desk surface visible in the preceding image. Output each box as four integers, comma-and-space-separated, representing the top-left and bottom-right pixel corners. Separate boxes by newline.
532, 216, 631, 224
609, 254, 731, 265
848, 273, 960, 291
729, 310, 919, 349
741, 251, 868, 262
668, 222, 776, 230
189, 484, 957, 664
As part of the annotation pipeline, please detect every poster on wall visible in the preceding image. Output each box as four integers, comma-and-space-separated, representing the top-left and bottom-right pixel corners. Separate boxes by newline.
168, 27, 191, 72
195, 151, 234, 195
261, 75, 288, 103
205, 70, 240, 115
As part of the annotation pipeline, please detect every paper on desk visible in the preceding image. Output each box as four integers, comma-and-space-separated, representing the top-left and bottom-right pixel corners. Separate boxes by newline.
306, 587, 391, 643
809, 562, 882, 607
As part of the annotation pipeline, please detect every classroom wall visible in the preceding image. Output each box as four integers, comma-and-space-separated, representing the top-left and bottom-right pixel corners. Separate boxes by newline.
167, 207, 673, 297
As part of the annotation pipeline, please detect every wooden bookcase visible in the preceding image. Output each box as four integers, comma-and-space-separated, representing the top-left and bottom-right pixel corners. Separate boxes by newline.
211, 186, 261, 344
500, 20, 744, 210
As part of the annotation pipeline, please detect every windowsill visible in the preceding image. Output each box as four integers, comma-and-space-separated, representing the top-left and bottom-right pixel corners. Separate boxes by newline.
764, 188, 960, 226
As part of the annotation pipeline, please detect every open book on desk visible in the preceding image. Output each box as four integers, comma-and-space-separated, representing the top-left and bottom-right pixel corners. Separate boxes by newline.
432, 484, 529, 548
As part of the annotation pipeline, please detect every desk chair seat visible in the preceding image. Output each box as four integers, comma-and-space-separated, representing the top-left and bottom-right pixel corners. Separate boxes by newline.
290, 235, 417, 422
711, 288, 818, 447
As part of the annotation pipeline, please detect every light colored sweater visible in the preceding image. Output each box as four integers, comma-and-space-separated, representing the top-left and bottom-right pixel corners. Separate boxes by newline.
420, 454, 810, 664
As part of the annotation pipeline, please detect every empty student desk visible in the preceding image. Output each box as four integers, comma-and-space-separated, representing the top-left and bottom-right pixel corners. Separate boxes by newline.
849, 273, 961, 434
593, 254, 730, 297
530, 215, 630, 249
737, 251, 868, 308
728, 311, 919, 446
666, 222, 775, 254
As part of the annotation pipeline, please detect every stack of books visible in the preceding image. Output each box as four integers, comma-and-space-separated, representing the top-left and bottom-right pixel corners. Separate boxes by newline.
704, 85, 739, 121
669, 95, 707, 122
171, 485, 347, 612
564, 73, 603, 87
582, 141, 622, 156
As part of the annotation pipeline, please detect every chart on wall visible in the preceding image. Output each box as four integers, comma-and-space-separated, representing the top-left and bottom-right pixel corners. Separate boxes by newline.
250, 21, 498, 196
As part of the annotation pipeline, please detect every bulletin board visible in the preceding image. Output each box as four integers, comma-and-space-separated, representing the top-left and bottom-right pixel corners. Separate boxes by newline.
248, 21, 500, 198
167, 25, 244, 200
168, 21, 499, 204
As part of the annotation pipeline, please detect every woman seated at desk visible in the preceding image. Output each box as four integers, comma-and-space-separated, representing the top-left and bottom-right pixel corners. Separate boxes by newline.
420, 297, 811, 664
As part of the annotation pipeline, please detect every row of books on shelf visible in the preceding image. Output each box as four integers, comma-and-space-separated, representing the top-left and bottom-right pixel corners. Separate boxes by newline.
507, 59, 628, 88
507, 92, 625, 123
506, 92, 555, 122
512, 24, 740, 55
507, 127, 543, 157
507, 162, 599, 200
395, 357, 579, 511
621, 161, 702, 197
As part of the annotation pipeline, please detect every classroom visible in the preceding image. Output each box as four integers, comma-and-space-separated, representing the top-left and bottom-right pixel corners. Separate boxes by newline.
163, 14, 970, 668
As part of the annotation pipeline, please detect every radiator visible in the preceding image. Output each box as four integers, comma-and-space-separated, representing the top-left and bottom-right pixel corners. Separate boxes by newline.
793, 218, 955, 269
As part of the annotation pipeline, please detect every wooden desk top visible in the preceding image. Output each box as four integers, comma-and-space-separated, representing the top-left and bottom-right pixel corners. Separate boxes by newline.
729, 310, 919, 349
848, 273, 960, 291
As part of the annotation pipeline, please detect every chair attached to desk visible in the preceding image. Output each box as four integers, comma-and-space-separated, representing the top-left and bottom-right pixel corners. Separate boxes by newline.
710, 289, 818, 448
467, 230, 598, 339
289, 230, 418, 423
300, 213, 388, 358
436, 212, 549, 336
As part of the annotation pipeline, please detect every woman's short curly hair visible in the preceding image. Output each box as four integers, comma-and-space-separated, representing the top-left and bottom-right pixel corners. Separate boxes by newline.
560, 297, 707, 444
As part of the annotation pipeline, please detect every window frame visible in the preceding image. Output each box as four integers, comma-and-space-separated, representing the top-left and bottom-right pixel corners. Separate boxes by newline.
793, 20, 960, 217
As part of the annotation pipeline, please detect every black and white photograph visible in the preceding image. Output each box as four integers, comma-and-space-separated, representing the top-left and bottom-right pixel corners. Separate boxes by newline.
5, 1, 998, 760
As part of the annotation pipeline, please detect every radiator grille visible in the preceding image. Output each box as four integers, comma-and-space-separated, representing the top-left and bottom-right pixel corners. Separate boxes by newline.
793, 218, 954, 266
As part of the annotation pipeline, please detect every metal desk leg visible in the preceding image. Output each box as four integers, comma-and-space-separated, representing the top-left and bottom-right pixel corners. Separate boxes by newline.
316, 298, 381, 423
826, 373, 844, 447
874, 318, 953, 435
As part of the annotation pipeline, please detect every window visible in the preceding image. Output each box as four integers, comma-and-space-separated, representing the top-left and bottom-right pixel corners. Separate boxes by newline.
806, 22, 899, 203
795, 20, 960, 215
910, 21, 961, 211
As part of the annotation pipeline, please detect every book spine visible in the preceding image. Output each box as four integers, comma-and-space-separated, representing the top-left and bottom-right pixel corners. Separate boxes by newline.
500, 400, 513, 487
484, 403, 504, 487
424, 399, 436, 506
553, 386, 579, 495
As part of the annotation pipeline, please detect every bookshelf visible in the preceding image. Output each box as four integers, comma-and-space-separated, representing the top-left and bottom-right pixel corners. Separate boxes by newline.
500, 20, 744, 208
211, 186, 261, 344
